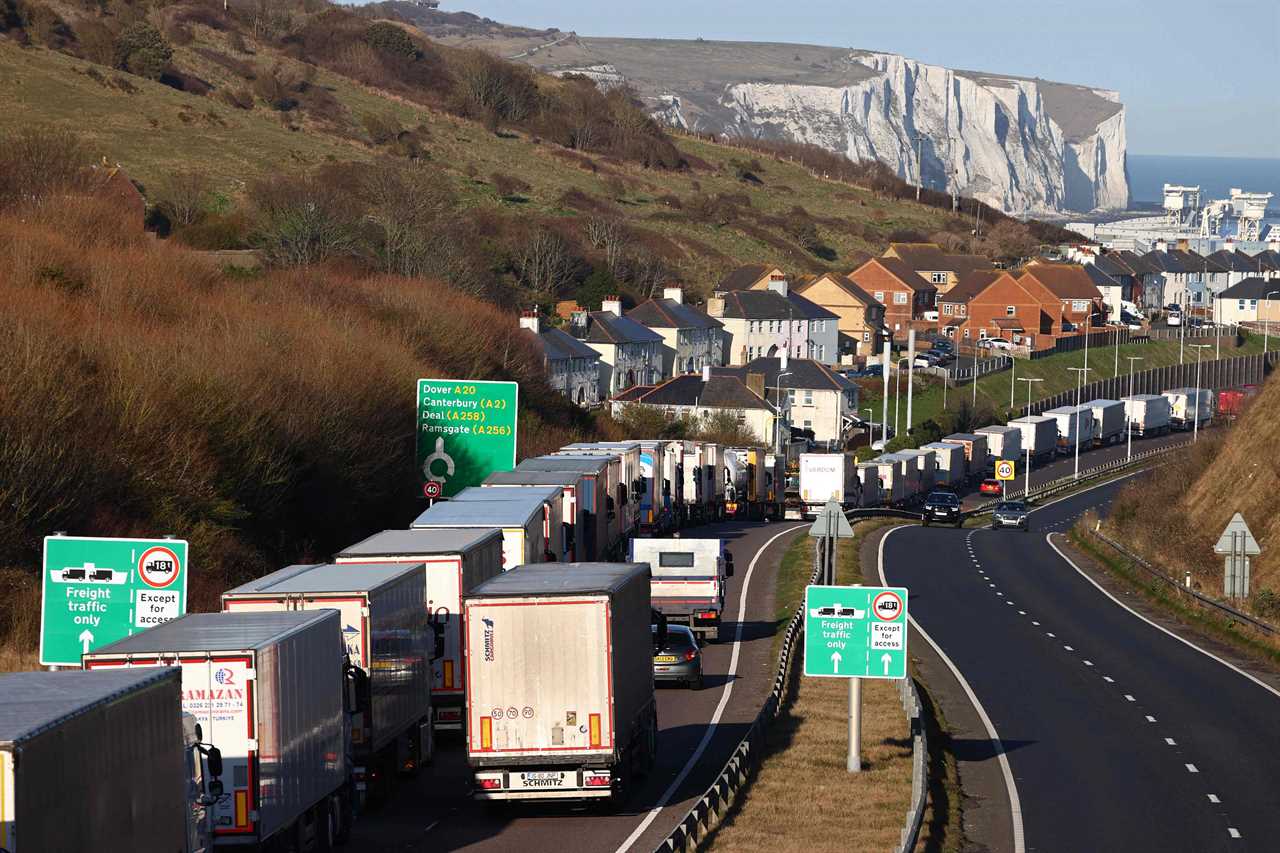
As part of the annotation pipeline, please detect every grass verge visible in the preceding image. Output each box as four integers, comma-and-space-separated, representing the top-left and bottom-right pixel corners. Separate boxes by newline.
708, 530, 914, 853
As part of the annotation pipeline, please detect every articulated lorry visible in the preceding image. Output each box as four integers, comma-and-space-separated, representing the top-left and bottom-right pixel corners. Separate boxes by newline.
336, 528, 504, 732
412, 496, 552, 569
483, 470, 587, 561
1085, 399, 1127, 446
513, 455, 611, 561
1162, 387, 1215, 431
922, 441, 967, 488
85, 611, 351, 850
976, 425, 1022, 467
1122, 394, 1171, 437
630, 538, 733, 642
941, 433, 989, 480
1045, 406, 1096, 454
799, 453, 859, 516
221, 562, 433, 803
638, 440, 681, 535
0, 668, 220, 853
1009, 416, 1058, 463
464, 563, 657, 802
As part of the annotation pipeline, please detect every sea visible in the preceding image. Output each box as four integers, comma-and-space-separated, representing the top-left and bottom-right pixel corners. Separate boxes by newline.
1127, 154, 1280, 209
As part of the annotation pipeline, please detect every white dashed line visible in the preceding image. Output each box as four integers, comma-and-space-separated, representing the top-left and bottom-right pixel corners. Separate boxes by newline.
1228, 828, 1241, 839
1083, 660, 1094, 666
1064, 645, 1074, 651
1103, 676, 1115, 683
1032, 621, 1040, 626
1208, 794, 1220, 803
1145, 715, 1156, 722
1018, 610, 1026, 615
1124, 695, 1135, 702
1046, 632, 1056, 638
1186, 764, 1199, 773
1164, 738, 1176, 745
996, 592, 1003, 597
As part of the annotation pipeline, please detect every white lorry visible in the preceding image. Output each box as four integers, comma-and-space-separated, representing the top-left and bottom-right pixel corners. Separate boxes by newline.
464, 563, 657, 802
1009, 415, 1058, 463
84, 611, 352, 849
513, 455, 611, 562
921, 442, 966, 488
799, 453, 858, 517
336, 527, 504, 733
1045, 405, 1096, 454
976, 425, 1022, 467
0, 668, 220, 853
1162, 387, 1215, 430
629, 538, 734, 642
452, 485, 565, 563
1085, 399, 1127, 446
412, 495, 552, 569
1122, 394, 1172, 437
221, 562, 433, 803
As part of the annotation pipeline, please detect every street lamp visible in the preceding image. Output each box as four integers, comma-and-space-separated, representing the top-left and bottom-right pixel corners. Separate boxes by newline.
772, 370, 793, 455
1067, 366, 1090, 480
893, 357, 910, 439
1017, 377, 1043, 497
1009, 353, 1016, 410
1125, 356, 1143, 462
1188, 344, 1211, 443
1265, 291, 1280, 355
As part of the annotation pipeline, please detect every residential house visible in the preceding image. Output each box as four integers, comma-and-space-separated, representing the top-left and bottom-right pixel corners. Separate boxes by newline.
793, 272, 888, 359
570, 297, 665, 395
1019, 262, 1105, 333
614, 370, 778, 444
1205, 244, 1266, 290
1140, 243, 1218, 309
882, 242, 994, 294
936, 270, 1002, 337
707, 278, 839, 365
1214, 278, 1280, 326
1080, 263, 1126, 323
847, 257, 936, 340
716, 264, 787, 292
625, 287, 725, 376
960, 272, 1058, 349
713, 357, 858, 445
518, 312, 602, 407
1089, 252, 1145, 316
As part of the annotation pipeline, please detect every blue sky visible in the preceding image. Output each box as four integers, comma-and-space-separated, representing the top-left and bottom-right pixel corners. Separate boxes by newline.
434, 0, 1280, 158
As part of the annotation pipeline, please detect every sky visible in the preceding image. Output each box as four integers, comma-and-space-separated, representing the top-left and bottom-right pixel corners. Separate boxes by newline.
434, 0, 1280, 158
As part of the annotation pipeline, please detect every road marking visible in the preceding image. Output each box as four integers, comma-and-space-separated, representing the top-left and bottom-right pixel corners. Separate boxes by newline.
880, 527, 1025, 853
1103, 676, 1114, 683
613, 523, 804, 853
1186, 764, 1199, 773
1146, 715, 1157, 722
1165, 738, 1176, 745
1228, 828, 1241, 839
1083, 660, 1093, 666
1208, 794, 1220, 803
1018, 610, 1026, 615
1047, 536, 1280, 702
1032, 621, 1040, 626
1064, 645, 1074, 651
1124, 695, 1135, 702
996, 592, 1003, 597
1046, 632, 1056, 638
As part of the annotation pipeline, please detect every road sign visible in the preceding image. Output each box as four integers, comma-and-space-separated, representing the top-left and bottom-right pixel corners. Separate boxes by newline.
804, 584, 908, 679
808, 499, 855, 538
423, 480, 442, 500
1214, 513, 1260, 555
39, 535, 189, 666
416, 379, 518, 498
995, 459, 1016, 481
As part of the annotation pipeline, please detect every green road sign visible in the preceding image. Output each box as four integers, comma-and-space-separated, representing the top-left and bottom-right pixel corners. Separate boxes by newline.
804, 584, 908, 679
39, 535, 189, 666
416, 379, 518, 498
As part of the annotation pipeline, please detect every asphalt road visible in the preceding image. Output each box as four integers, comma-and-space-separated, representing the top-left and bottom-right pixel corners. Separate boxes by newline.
348, 517, 807, 853
883, 479, 1280, 851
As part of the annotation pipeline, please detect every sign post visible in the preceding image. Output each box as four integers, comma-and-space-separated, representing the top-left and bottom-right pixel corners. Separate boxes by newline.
804, 584, 908, 772
416, 379, 518, 498
39, 535, 189, 666
995, 459, 1016, 500
1214, 513, 1260, 600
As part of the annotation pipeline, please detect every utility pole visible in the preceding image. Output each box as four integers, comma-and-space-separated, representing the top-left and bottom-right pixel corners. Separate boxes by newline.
1189, 344, 1211, 443
881, 340, 891, 448
1009, 355, 1016, 410
1126, 356, 1143, 462
773, 370, 793, 455
1017, 377, 1043, 497
906, 329, 916, 433
1067, 367, 1090, 480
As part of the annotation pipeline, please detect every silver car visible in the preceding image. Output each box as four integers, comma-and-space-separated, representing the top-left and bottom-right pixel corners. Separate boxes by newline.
991, 500, 1030, 531
652, 624, 703, 689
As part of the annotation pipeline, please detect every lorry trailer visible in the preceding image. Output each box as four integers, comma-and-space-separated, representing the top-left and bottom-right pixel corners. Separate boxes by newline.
1085, 399, 1126, 446
629, 538, 732, 642
921, 441, 967, 488
1008, 416, 1058, 463
941, 433, 990, 480
1122, 394, 1172, 437
1045, 406, 1096, 455
464, 563, 657, 802
637, 440, 681, 534
513, 455, 611, 561
556, 443, 643, 537
450, 486, 565, 563
799, 453, 858, 516
84, 611, 350, 849
221, 562, 432, 801
411, 496, 551, 569
975, 425, 1022, 467
483, 470, 587, 561
336, 528, 504, 732
1162, 387, 1215, 431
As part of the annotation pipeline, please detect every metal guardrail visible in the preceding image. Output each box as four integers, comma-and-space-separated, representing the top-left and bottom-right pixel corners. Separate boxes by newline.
1088, 529, 1278, 638
653, 535, 825, 852
897, 674, 928, 853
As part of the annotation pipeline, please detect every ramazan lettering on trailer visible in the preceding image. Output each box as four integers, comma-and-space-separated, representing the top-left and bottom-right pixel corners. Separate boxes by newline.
184, 687, 246, 702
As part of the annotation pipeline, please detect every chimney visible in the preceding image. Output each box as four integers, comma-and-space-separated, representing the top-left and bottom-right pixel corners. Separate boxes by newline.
518, 309, 540, 334
1224, 238, 1236, 253
663, 286, 684, 304
746, 372, 765, 399
780, 348, 789, 370
766, 273, 789, 297
601, 295, 621, 317
706, 296, 725, 318
701, 365, 712, 383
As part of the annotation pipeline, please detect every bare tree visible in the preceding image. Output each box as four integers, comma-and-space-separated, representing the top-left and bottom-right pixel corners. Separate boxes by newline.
624, 248, 675, 298
362, 161, 454, 277
158, 170, 211, 228
518, 230, 576, 302
584, 216, 629, 274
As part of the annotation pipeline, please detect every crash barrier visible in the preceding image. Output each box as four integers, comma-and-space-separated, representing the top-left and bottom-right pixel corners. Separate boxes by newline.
652, 534, 825, 852
1088, 529, 1278, 639
971, 443, 1184, 511
897, 675, 929, 853
1022, 352, 1275, 417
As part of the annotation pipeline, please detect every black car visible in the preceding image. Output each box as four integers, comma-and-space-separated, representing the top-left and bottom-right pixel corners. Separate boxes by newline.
922, 491, 963, 528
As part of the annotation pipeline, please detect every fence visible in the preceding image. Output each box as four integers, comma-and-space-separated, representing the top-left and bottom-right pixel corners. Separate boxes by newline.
1027, 327, 1135, 359
1140, 324, 1237, 343
897, 673, 929, 853
1022, 352, 1276, 416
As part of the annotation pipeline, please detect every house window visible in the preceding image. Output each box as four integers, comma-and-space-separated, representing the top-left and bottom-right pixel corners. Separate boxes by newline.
803, 389, 813, 405
930, 272, 947, 284
874, 291, 885, 303
1072, 300, 1088, 312
963, 328, 971, 339
787, 388, 796, 404
894, 292, 909, 305
1006, 305, 1016, 317
1250, 299, 1258, 309
943, 304, 953, 315
813, 320, 822, 333
979, 329, 989, 339
862, 331, 870, 341
803, 419, 813, 429
1239, 299, 1246, 310
817, 344, 825, 360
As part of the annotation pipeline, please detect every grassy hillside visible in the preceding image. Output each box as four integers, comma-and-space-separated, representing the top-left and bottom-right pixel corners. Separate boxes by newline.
1105, 374, 1279, 617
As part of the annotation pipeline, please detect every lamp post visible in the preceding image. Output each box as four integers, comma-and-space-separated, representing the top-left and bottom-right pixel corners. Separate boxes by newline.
1125, 356, 1143, 461
1188, 344, 1211, 443
1009, 354, 1016, 410
1067, 366, 1090, 480
772, 370, 793, 455
1017, 377, 1043, 497
1266, 291, 1280, 355
894, 357, 910, 439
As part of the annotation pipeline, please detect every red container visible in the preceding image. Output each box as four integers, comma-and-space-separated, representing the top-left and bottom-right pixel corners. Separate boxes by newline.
1218, 389, 1247, 418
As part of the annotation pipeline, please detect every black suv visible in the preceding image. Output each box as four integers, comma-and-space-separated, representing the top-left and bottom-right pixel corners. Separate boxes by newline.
922, 491, 963, 528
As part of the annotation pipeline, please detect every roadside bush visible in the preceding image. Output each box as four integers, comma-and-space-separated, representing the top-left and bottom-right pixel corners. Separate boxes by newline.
491, 171, 531, 200
0, 125, 88, 208
249, 174, 361, 266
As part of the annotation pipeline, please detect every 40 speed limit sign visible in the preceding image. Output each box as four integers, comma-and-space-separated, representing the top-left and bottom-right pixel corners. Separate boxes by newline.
995, 459, 1016, 481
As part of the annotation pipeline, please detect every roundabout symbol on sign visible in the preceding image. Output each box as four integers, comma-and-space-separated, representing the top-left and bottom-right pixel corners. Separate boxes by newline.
872, 590, 903, 621
137, 546, 181, 589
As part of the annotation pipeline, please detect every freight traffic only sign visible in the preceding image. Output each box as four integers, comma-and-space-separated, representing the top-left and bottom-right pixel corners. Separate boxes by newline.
803, 585, 908, 679
39, 535, 189, 666
416, 379, 518, 498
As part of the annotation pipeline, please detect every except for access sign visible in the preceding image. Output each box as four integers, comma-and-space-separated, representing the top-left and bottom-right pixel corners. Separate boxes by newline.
39, 535, 189, 666
417, 379, 518, 498
803, 584, 908, 680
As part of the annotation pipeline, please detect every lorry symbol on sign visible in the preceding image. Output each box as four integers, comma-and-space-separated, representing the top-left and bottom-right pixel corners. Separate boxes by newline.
809, 604, 864, 618
872, 591, 903, 621
138, 547, 181, 588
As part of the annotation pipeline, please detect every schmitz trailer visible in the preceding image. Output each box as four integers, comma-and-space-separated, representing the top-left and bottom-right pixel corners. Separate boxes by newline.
1009, 416, 1058, 463
84, 611, 351, 849
221, 562, 432, 802
630, 538, 733, 642
514, 455, 610, 561
412, 497, 550, 569
1086, 399, 1126, 446
1045, 405, 1095, 455
0, 668, 216, 853
336, 528, 504, 732
464, 563, 657, 802
799, 453, 858, 517
1122, 394, 1172, 437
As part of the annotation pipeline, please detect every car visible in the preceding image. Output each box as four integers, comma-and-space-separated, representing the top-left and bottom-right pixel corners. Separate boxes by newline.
979, 478, 1003, 495
913, 353, 941, 369
930, 338, 954, 352
980, 337, 1016, 351
921, 491, 963, 527
1166, 310, 1182, 327
991, 500, 1030, 531
922, 310, 939, 322
652, 624, 703, 689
